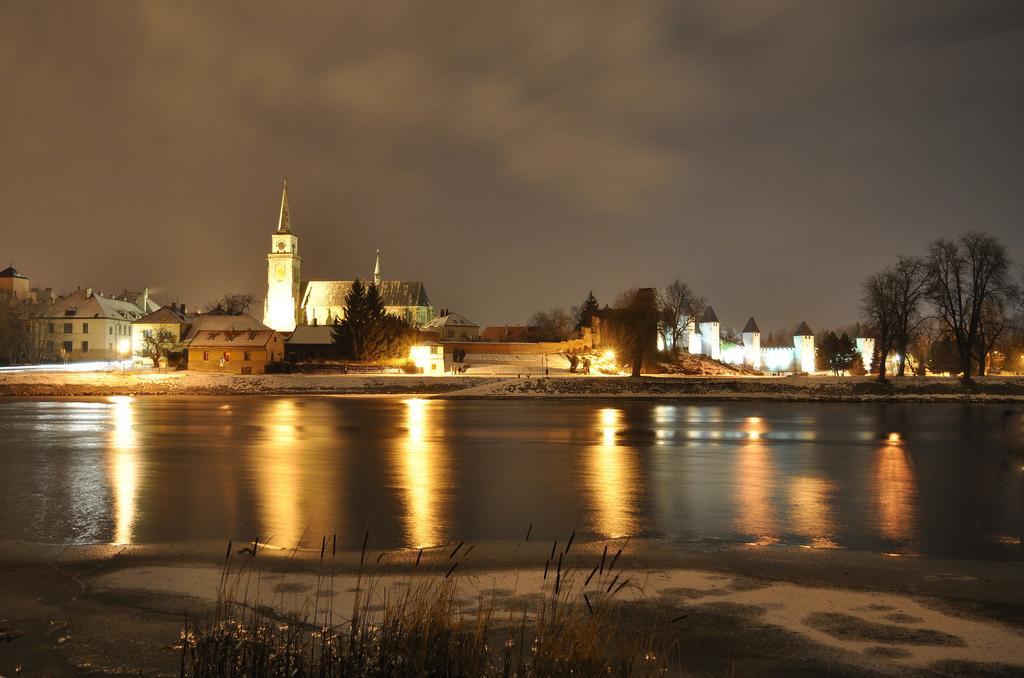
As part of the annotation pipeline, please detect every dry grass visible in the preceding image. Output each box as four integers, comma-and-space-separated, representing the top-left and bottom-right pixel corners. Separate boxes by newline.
176, 533, 678, 677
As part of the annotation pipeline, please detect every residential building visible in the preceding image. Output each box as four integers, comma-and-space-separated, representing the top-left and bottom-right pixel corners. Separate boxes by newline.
421, 311, 480, 341
29, 287, 157, 362
185, 320, 284, 374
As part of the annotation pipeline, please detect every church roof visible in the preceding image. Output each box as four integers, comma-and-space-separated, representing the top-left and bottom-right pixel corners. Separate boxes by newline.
742, 317, 760, 333
277, 180, 292, 232
794, 321, 813, 336
0, 266, 27, 279
302, 279, 431, 309
699, 306, 719, 323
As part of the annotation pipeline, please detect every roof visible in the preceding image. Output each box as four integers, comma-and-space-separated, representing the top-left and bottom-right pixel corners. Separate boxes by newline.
33, 288, 149, 321
181, 314, 267, 342
742, 317, 760, 333
794, 321, 813, 336
134, 306, 190, 325
699, 306, 719, 323
0, 266, 27, 279
287, 325, 335, 345
421, 311, 478, 329
302, 279, 431, 309
187, 328, 279, 348
277, 180, 292, 232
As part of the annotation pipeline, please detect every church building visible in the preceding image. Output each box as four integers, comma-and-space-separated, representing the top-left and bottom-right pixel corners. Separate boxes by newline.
262, 181, 434, 332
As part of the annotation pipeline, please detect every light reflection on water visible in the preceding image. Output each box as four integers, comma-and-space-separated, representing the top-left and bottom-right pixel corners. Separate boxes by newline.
0, 398, 1021, 560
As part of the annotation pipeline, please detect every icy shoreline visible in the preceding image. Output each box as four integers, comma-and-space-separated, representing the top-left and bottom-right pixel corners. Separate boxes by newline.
2, 371, 1024, 401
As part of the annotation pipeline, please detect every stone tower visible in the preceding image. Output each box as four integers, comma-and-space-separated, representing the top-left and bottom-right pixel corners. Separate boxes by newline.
263, 180, 302, 332
699, 306, 721, 360
742, 317, 761, 369
793, 321, 815, 373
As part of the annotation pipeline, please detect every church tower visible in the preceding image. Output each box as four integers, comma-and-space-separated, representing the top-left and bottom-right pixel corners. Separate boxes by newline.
263, 180, 302, 332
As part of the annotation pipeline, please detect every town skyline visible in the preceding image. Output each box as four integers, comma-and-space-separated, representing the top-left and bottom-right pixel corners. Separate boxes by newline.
4, 1, 1024, 331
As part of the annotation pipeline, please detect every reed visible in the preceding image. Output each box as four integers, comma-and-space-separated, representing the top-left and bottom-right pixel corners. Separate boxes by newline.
177, 532, 674, 677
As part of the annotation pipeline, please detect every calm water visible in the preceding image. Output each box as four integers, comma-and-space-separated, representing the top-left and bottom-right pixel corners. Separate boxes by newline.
0, 397, 1021, 559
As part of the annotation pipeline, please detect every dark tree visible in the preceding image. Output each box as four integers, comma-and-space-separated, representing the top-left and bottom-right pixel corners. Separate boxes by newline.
861, 271, 899, 382
889, 256, 930, 377
528, 308, 574, 341
574, 291, 600, 331
204, 293, 256, 315
333, 279, 368, 360
614, 288, 659, 377
927, 232, 1015, 384
927, 332, 962, 375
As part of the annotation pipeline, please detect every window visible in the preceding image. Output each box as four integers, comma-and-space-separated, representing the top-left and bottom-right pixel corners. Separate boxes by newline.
62, 341, 73, 353
82, 323, 89, 333
243, 351, 251, 361
109, 327, 113, 335
143, 329, 152, 338
203, 351, 210, 362
81, 341, 89, 352
222, 351, 230, 362
63, 323, 73, 334
47, 323, 54, 334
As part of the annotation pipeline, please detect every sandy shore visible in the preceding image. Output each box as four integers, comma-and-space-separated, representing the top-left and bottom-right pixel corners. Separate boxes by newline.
2, 371, 1024, 402
1, 539, 1022, 676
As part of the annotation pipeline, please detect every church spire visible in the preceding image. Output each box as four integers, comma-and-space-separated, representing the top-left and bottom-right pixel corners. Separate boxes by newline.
373, 249, 382, 286
277, 178, 291, 232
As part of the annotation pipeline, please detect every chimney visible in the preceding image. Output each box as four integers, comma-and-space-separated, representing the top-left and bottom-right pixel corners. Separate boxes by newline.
85, 286, 93, 298
142, 287, 149, 310
180, 303, 187, 315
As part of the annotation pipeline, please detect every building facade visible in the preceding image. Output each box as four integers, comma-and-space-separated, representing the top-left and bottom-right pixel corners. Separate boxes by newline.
30, 287, 157, 362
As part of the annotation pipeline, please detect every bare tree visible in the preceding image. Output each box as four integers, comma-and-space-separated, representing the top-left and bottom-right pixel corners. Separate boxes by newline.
926, 232, 1015, 385
889, 256, 930, 376
528, 308, 574, 342
204, 293, 257, 315
138, 329, 177, 367
656, 281, 705, 353
861, 270, 899, 382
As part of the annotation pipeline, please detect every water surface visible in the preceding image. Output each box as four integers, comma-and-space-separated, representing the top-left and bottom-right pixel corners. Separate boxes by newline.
0, 397, 1021, 559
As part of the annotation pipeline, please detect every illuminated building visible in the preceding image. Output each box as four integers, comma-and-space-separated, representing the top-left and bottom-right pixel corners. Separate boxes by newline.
261, 180, 434, 332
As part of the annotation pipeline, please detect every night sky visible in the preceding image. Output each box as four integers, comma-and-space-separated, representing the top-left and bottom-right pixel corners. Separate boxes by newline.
3, 1, 1023, 331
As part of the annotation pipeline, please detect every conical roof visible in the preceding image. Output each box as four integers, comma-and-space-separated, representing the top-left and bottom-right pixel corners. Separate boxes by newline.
742, 317, 760, 333
794, 321, 813, 336
0, 266, 27, 279
277, 179, 292, 232
699, 305, 719, 323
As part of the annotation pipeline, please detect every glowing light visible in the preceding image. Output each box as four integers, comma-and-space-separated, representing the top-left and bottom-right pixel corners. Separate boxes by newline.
410, 344, 444, 373
734, 435, 776, 538
116, 338, 131, 355
108, 396, 138, 544
874, 443, 916, 542
586, 407, 639, 538
254, 399, 306, 546
788, 476, 836, 547
886, 432, 902, 445
394, 398, 448, 548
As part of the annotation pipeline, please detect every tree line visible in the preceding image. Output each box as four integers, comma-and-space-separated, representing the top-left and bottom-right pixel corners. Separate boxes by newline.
862, 231, 1023, 384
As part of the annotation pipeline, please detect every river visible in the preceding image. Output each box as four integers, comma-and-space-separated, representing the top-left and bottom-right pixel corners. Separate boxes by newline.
0, 396, 1021, 559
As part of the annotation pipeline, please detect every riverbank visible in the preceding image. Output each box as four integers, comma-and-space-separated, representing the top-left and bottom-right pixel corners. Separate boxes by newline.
2, 371, 1024, 401
1, 539, 1022, 676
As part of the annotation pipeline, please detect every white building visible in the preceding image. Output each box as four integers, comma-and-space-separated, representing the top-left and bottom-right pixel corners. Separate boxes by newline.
30, 287, 158, 362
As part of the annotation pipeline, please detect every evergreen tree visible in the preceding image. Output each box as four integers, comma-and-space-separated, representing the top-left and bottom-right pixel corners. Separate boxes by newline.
575, 291, 600, 331
817, 332, 840, 373
834, 333, 859, 374
333, 278, 368, 360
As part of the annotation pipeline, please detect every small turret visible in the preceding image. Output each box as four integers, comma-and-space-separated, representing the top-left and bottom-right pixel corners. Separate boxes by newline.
742, 317, 761, 369
699, 306, 721, 360
374, 249, 382, 287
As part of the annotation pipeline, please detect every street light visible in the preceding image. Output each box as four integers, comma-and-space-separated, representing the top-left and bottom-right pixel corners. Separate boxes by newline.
117, 338, 131, 374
